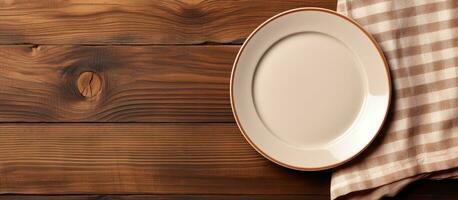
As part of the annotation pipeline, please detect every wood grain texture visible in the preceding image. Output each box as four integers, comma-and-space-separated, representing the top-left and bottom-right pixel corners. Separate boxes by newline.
0, 45, 236, 122
0, 180, 456, 199
0, 123, 330, 195
0, 0, 336, 45
0, 0, 454, 199
1, 179, 457, 200
0, 195, 329, 200
1, 180, 458, 200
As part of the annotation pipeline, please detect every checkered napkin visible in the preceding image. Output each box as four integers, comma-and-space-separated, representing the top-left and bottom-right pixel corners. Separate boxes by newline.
332, 0, 458, 199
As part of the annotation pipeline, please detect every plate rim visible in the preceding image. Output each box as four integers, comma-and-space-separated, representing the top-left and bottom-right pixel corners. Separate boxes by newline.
230, 7, 392, 171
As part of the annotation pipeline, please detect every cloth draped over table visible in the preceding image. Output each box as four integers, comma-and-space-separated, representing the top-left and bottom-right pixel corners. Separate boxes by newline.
332, 0, 458, 199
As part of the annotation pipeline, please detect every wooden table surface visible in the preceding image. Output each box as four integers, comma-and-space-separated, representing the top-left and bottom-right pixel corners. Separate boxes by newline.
0, 0, 456, 199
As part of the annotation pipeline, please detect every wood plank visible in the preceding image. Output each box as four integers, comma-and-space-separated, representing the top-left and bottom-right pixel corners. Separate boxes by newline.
0, 45, 236, 122
0, 195, 328, 200
0, 195, 329, 200
0, 179, 456, 199
387, 179, 458, 200
0, 0, 336, 45
0, 123, 330, 195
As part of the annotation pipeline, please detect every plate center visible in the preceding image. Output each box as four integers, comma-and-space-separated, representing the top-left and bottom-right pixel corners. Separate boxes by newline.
253, 32, 366, 148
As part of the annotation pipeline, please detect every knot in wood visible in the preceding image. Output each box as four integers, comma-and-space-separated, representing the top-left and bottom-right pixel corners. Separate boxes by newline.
77, 71, 102, 98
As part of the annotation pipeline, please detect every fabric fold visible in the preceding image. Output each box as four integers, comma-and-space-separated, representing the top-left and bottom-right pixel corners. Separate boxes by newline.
332, 0, 458, 199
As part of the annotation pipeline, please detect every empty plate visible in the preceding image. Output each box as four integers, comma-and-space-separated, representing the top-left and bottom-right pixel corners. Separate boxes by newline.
230, 8, 391, 170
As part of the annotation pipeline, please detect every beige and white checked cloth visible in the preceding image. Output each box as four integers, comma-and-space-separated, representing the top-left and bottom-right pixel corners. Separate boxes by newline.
332, 0, 458, 199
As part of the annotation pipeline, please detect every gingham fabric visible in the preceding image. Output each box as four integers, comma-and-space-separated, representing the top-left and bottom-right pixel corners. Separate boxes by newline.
332, 0, 458, 199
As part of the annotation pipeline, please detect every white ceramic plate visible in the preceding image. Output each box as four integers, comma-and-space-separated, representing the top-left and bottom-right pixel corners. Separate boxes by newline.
231, 8, 391, 171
